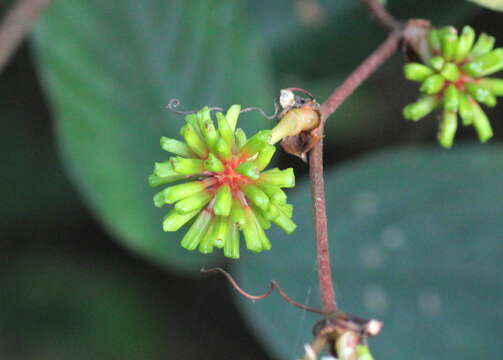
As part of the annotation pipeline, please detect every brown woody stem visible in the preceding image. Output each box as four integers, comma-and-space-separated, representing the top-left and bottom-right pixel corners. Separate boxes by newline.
321, 30, 401, 120
311, 30, 402, 314
360, 0, 401, 32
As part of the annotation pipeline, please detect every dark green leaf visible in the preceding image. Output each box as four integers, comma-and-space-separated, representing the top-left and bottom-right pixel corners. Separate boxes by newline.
32, 0, 273, 272
248, 0, 478, 81
0, 252, 166, 359
235, 145, 503, 360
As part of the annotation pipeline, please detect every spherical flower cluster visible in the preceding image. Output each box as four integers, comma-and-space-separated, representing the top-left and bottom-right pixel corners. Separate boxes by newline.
403, 25, 503, 148
149, 105, 296, 258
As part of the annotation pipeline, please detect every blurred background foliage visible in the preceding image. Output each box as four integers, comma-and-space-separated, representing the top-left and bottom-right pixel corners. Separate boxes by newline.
0, 0, 502, 359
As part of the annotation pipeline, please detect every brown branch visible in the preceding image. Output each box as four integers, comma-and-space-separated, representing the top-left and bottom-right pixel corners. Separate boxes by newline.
320, 30, 401, 120
201, 267, 324, 314
309, 127, 337, 313
360, 0, 401, 32
310, 30, 402, 315
0, 0, 50, 73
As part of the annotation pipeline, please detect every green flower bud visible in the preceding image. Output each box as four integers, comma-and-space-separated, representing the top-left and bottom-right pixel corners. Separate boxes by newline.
438, 109, 457, 148
443, 84, 459, 111
215, 138, 232, 161
262, 202, 280, 220
230, 199, 246, 229
270, 204, 297, 234
403, 96, 441, 121
469, 33, 495, 59
180, 123, 208, 158
214, 184, 232, 216
198, 217, 217, 254
160, 181, 207, 205
430, 56, 445, 71
174, 190, 212, 214
153, 191, 166, 208
162, 208, 199, 232
234, 128, 247, 150
463, 48, 503, 77
223, 222, 240, 259
278, 203, 294, 218
420, 74, 445, 95
250, 203, 272, 230
225, 104, 241, 132
240, 130, 272, 156
472, 101, 494, 142
478, 77, 503, 95
257, 181, 287, 204
254, 144, 276, 171
216, 112, 234, 145
440, 26, 458, 61
250, 210, 272, 251
200, 118, 219, 150
440, 62, 460, 82
427, 29, 442, 54
160, 137, 195, 157
259, 168, 295, 188
242, 208, 265, 253
458, 93, 475, 126
153, 162, 179, 178
454, 25, 476, 62
466, 82, 493, 104
235, 161, 260, 180
149, 162, 184, 187
483, 93, 497, 107
204, 153, 225, 172
171, 156, 204, 175
184, 113, 203, 137
404, 63, 434, 82
241, 184, 270, 211
180, 209, 213, 250
212, 215, 230, 248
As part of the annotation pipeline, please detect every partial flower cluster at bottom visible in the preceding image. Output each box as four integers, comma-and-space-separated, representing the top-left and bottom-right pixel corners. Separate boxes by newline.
149, 105, 296, 258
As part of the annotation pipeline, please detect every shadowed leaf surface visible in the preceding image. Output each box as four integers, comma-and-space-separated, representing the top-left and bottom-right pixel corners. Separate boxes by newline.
235, 144, 503, 360
32, 0, 273, 272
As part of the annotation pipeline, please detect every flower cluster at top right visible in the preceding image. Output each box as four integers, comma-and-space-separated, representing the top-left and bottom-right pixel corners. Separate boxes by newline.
403, 25, 503, 148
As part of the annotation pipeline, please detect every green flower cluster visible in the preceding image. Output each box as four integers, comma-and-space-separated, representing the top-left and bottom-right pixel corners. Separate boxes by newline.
403, 26, 503, 148
149, 106, 296, 258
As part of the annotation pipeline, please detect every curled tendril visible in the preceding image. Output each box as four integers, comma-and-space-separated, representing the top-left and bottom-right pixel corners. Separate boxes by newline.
166, 98, 279, 120
281, 87, 316, 100
166, 98, 225, 115
201, 267, 323, 314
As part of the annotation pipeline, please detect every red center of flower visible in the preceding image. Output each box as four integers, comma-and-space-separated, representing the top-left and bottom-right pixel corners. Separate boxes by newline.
211, 157, 251, 192
452, 71, 474, 92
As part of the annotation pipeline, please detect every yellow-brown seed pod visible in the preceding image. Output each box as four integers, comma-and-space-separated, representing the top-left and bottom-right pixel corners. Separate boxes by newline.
270, 88, 322, 161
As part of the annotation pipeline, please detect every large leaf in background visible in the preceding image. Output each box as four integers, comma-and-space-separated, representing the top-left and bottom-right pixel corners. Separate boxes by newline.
32, 0, 273, 272
0, 252, 167, 359
248, 0, 479, 81
468, 0, 503, 11
235, 145, 503, 360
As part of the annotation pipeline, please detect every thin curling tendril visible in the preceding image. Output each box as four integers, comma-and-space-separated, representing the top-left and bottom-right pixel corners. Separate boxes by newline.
201, 267, 323, 314
167, 98, 279, 120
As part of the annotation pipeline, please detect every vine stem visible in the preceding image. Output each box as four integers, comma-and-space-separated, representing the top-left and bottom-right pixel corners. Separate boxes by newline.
311, 30, 402, 313
360, 0, 402, 32
0, 0, 50, 73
